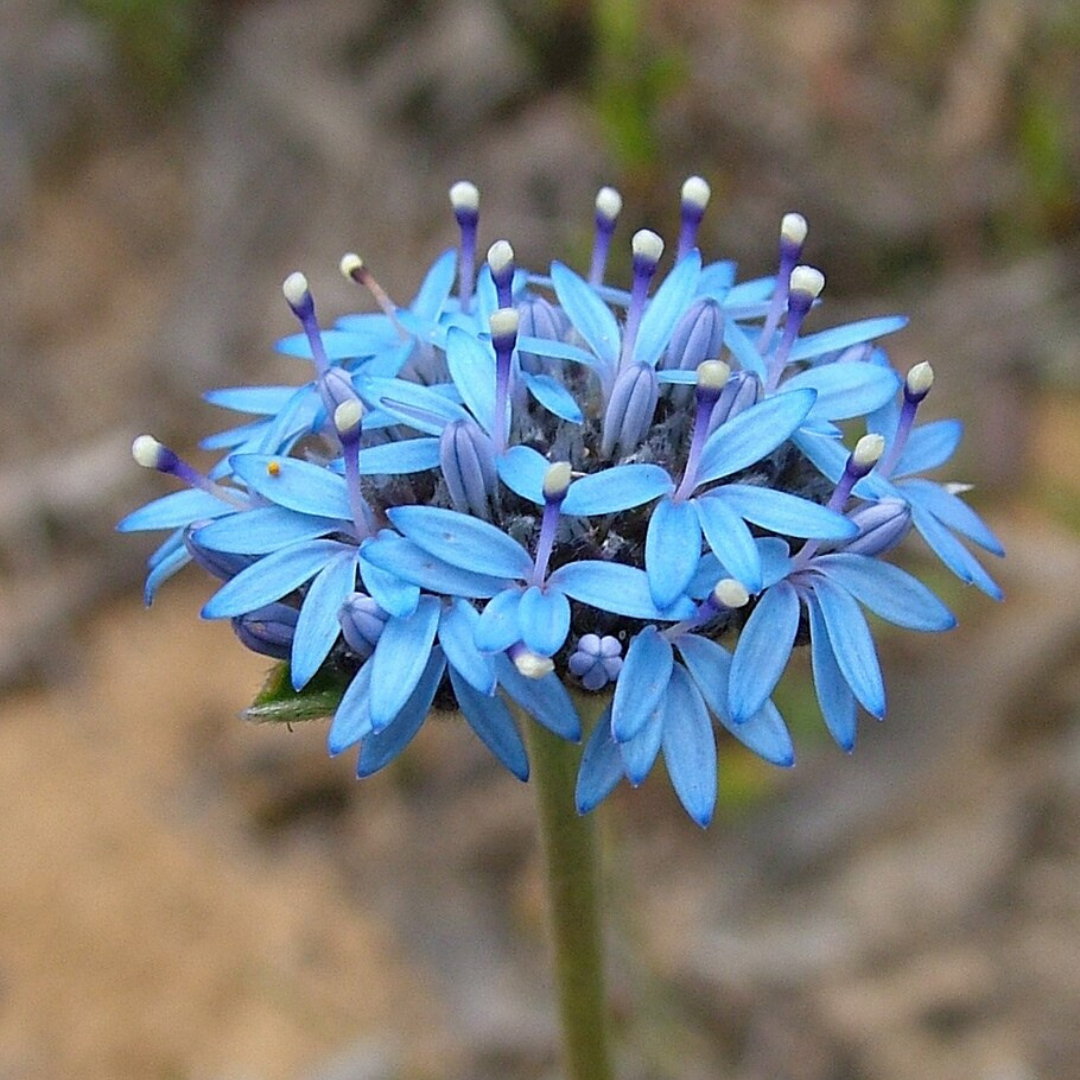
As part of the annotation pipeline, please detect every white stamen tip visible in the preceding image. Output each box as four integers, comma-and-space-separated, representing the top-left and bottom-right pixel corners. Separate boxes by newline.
696, 359, 731, 391
906, 361, 934, 396
449, 180, 479, 212
282, 271, 309, 308
333, 399, 365, 437
781, 212, 808, 245
853, 433, 886, 468
513, 649, 555, 680
487, 240, 514, 275
488, 307, 519, 339
713, 578, 750, 609
595, 186, 622, 221
789, 265, 825, 297
945, 481, 974, 496
681, 175, 711, 210
632, 229, 665, 263
542, 461, 573, 500
132, 434, 165, 469
339, 253, 364, 280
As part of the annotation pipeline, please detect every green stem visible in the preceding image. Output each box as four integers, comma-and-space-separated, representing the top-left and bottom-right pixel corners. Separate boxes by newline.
524, 698, 615, 1080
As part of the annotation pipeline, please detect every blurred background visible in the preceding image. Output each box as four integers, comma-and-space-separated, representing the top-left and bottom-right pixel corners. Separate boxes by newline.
1, 0, 1079, 1077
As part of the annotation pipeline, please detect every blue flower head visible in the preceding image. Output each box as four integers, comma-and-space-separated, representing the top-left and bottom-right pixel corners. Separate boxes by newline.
120, 179, 1001, 826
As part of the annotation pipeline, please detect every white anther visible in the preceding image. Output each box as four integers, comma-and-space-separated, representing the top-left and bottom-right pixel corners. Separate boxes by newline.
542, 461, 573, 501
333, 399, 364, 437
853, 433, 886, 468
906, 361, 934, 396
282, 271, 309, 308
595, 186, 622, 222
487, 240, 514, 275
696, 359, 731, 391
632, 228, 664, 263
513, 649, 555, 679
781, 212, 808, 245
681, 175, 711, 210
488, 307, 519, 339
713, 578, 750, 609
789, 265, 825, 297
449, 180, 479, 212
339, 253, 364, 280
132, 434, 164, 469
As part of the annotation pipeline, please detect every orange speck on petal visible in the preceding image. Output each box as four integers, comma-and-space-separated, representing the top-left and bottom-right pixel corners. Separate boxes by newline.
267, 460, 281, 476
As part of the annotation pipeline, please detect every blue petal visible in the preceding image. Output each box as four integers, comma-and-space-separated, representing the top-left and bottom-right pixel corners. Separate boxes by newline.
550, 260, 620, 367
475, 588, 524, 653
549, 561, 697, 621
810, 577, 885, 718
494, 654, 582, 741
697, 259, 736, 297
360, 535, 508, 600
911, 506, 1004, 600
562, 464, 674, 517
496, 445, 549, 506
370, 596, 441, 731
327, 662, 374, 755
118, 489, 236, 532
450, 666, 528, 780
204, 386, 301, 415
275, 329, 383, 361
634, 250, 702, 367
522, 372, 584, 423
358, 648, 446, 777
792, 430, 848, 485
438, 598, 495, 694
722, 319, 766, 379
575, 705, 624, 813
893, 419, 963, 477
518, 586, 571, 657
229, 454, 351, 519
709, 485, 858, 540
200, 418, 270, 452
357, 437, 442, 475
807, 595, 857, 751
723, 274, 775, 308
788, 315, 908, 362
355, 376, 469, 435
201, 540, 349, 618
694, 494, 762, 592
619, 707, 664, 786
410, 248, 457, 321
644, 496, 703, 609
900, 479, 1004, 555
143, 538, 191, 605
728, 580, 800, 723
611, 626, 674, 742
696, 389, 817, 485
676, 634, 795, 766
811, 552, 957, 631
446, 326, 497, 435
290, 549, 357, 689
516, 336, 604, 371
191, 506, 344, 554
661, 665, 717, 826
780, 363, 901, 421
357, 542, 421, 616
387, 505, 532, 580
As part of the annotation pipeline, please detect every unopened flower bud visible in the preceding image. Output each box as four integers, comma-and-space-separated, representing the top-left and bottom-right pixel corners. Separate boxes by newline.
439, 420, 497, 519
841, 499, 912, 556
664, 297, 725, 371
568, 633, 623, 691
232, 603, 299, 660
601, 362, 659, 459
339, 592, 389, 659
707, 371, 762, 434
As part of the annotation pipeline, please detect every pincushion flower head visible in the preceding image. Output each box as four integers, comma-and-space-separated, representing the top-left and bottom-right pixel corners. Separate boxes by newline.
120, 177, 1002, 827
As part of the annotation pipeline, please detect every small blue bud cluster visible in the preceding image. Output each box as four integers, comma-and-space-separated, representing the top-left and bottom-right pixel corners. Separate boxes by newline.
120, 180, 1003, 825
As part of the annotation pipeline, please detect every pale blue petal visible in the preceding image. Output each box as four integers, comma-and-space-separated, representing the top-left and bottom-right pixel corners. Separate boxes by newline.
575, 705, 624, 813
911, 506, 1004, 600
475, 588, 524, 653
722, 319, 766, 379
438, 598, 495, 694
201, 418, 270, 452
411, 249, 458, 321
191, 506, 344, 554
446, 326, 497, 434
562, 464, 673, 517
811, 552, 956, 631
723, 275, 775, 307
275, 328, 382, 361
290, 549, 357, 689
370, 596, 441, 731
729, 580, 800, 723
357, 438, 442, 475
516, 336, 604, 371
694, 494, 762, 592
780, 363, 901, 421
494, 654, 581, 741
550, 260, 620, 366
229, 454, 351, 519
696, 389, 817, 485
357, 543, 420, 616
549, 561, 697, 620
387, 505, 532, 580
204, 386, 300, 415
327, 663, 374, 755
496, 445, 549, 505
522, 372, 584, 423
518, 586, 571, 657
710, 485, 858, 540
118, 489, 235, 532
450, 667, 529, 780
358, 648, 446, 776
661, 665, 717, 826
634, 250, 702, 368
645, 496, 703, 609
201, 540, 348, 618
807, 596, 857, 751
900, 478, 1004, 555
697, 259, 736, 297
143, 539, 191, 605
611, 626, 674, 742
792, 430, 848, 485
788, 315, 908, 362
619, 707, 664, 785
360, 535, 508, 600
354, 376, 469, 435
811, 577, 885, 718
893, 419, 963, 477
